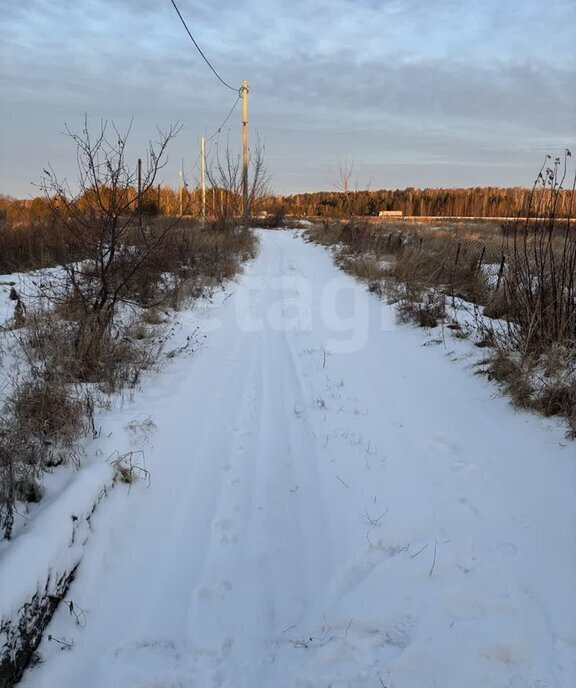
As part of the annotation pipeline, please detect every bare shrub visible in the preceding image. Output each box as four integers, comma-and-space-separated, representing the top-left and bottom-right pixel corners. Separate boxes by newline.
479, 151, 576, 431
206, 137, 270, 230
496, 150, 575, 357
37, 117, 182, 379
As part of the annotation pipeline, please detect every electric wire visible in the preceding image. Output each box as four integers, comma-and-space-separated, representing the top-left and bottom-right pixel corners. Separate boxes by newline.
206, 95, 241, 142
178, 81, 240, 187
168, 0, 238, 92
167, 1, 244, 193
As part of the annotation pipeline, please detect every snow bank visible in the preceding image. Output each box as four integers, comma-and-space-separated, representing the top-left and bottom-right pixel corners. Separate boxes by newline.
0, 462, 114, 686
0, 267, 234, 685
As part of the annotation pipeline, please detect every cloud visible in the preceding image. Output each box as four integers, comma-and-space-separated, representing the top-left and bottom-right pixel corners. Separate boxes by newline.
1, 0, 574, 195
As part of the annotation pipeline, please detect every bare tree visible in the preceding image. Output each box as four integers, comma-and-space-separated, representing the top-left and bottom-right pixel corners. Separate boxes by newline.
329, 158, 356, 196
38, 116, 183, 377
205, 135, 270, 229
328, 158, 372, 217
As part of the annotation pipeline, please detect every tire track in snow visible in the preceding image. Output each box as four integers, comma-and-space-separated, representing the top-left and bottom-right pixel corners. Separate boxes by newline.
182, 328, 266, 685
222, 236, 335, 686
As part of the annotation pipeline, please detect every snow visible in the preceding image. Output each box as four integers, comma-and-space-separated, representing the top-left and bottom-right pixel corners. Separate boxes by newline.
15, 229, 576, 688
0, 266, 66, 326
0, 276, 18, 325
0, 462, 114, 625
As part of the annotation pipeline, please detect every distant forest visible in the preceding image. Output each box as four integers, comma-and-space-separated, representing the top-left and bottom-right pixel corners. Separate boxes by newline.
2, 186, 574, 225
264, 187, 575, 218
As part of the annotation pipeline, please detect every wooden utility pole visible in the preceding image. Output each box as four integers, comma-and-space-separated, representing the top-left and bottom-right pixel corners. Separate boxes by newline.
241, 80, 249, 228
179, 167, 183, 216
201, 136, 206, 226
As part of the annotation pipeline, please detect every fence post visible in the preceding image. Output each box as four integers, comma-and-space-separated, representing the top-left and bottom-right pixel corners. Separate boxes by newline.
454, 242, 461, 266
495, 254, 506, 292
137, 158, 142, 228
476, 246, 486, 276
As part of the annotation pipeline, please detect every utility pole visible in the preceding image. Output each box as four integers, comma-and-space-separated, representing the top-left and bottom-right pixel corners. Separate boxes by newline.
201, 136, 206, 226
137, 157, 142, 228
179, 167, 183, 216
241, 80, 249, 228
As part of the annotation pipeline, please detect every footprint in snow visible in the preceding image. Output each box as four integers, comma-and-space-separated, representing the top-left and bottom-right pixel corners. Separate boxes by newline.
381, 612, 417, 651
433, 432, 463, 459
220, 532, 239, 545
214, 518, 234, 531
195, 580, 232, 602
214, 519, 239, 545
496, 542, 518, 558
457, 496, 480, 516
217, 579, 232, 594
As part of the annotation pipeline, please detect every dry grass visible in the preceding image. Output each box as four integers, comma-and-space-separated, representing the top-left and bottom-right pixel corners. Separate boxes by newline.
140, 308, 168, 326
133, 219, 258, 309
335, 254, 391, 283
0, 370, 92, 538
396, 288, 447, 328
487, 347, 576, 435
11, 379, 86, 446
108, 450, 150, 487
307, 203, 576, 434
307, 219, 499, 308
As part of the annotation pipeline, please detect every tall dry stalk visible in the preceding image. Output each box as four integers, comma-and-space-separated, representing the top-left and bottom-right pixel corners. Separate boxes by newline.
501, 150, 575, 357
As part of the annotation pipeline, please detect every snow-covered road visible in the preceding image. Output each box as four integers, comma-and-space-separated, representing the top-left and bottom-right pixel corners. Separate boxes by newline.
21, 230, 576, 688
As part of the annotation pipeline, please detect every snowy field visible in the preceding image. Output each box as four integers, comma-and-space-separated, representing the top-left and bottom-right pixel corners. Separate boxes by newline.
17, 229, 576, 688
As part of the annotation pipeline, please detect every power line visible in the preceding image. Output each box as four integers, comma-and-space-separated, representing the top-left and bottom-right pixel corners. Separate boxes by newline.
206, 95, 241, 142
168, 0, 238, 92
181, 95, 239, 188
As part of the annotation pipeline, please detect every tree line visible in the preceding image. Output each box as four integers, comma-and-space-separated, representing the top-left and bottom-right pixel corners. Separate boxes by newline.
263, 186, 575, 218
0, 186, 246, 228
3, 185, 574, 226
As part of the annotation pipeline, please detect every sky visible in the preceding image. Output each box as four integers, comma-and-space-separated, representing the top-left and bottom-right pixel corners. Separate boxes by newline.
1, 0, 575, 198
